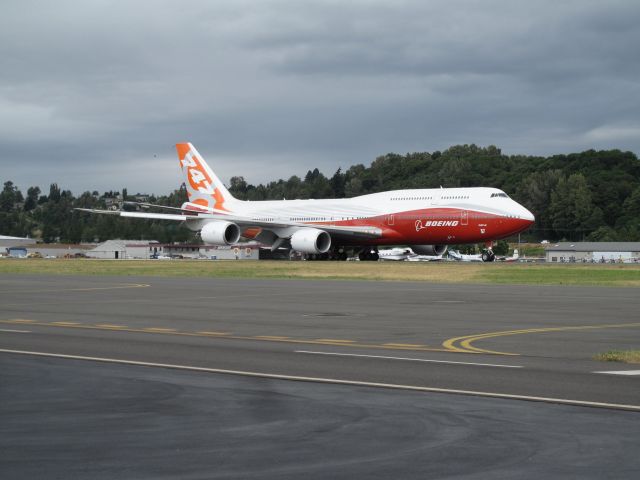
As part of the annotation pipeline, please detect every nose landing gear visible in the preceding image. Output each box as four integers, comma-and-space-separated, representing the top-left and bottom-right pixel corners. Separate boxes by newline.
481, 250, 496, 262
482, 240, 496, 262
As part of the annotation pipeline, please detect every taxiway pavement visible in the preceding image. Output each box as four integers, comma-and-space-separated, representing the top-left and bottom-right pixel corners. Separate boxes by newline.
1, 274, 639, 477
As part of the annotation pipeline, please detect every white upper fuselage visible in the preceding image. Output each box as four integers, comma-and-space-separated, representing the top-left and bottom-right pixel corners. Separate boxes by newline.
227, 187, 533, 224
219, 186, 534, 246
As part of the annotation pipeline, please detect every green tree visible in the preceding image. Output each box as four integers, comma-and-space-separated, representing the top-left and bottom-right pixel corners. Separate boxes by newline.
23, 186, 41, 211
48, 183, 61, 203
330, 168, 345, 197
549, 174, 601, 240
587, 226, 618, 241
229, 176, 248, 199
0, 181, 21, 212
493, 240, 509, 255
515, 169, 563, 233
618, 186, 640, 227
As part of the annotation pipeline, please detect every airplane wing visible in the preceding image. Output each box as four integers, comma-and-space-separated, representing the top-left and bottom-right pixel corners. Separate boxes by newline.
75, 208, 382, 241
74, 208, 192, 222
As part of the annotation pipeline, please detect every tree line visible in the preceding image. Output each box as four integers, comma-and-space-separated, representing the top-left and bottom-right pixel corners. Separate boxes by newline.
0, 183, 192, 244
1, 144, 639, 244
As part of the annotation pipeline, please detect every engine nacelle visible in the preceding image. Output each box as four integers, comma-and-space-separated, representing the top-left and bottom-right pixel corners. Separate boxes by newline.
200, 221, 241, 245
409, 244, 448, 256
290, 228, 331, 254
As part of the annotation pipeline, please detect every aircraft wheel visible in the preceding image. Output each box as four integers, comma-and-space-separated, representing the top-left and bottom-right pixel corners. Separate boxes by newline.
481, 251, 495, 262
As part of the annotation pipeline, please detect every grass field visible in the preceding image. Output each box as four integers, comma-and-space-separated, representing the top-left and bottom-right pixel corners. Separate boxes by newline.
594, 350, 640, 364
1, 259, 640, 286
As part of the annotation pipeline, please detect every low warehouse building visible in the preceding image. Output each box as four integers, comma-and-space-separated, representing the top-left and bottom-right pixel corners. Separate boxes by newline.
87, 240, 158, 259
545, 242, 640, 263
189, 243, 260, 260
0, 235, 33, 249
86, 240, 261, 260
139, 243, 260, 259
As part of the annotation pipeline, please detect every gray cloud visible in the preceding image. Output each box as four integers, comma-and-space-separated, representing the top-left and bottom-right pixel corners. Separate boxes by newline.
1, 0, 639, 194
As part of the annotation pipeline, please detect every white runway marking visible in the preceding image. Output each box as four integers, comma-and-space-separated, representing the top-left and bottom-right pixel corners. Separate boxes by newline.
595, 370, 640, 376
0, 329, 30, 333
1, 348, 638, 411
295, 350, 522, 368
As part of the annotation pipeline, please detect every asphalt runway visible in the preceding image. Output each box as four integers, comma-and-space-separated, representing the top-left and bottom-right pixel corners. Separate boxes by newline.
1, 274, 639, 478
2, 354, 639, 480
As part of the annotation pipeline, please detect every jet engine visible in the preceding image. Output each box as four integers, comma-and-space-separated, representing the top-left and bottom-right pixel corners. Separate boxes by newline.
200, 221, 241, 245
409, 244, 448, 256
290, 228, 331, 254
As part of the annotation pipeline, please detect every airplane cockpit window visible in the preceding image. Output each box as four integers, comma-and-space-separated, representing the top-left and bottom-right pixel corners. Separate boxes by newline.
490, 193, 509, 198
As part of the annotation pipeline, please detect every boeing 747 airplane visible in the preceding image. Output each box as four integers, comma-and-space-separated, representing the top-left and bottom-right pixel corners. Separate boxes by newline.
78, 143, 535, 261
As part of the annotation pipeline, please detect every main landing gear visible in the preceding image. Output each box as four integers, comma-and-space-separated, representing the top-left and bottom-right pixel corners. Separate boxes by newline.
358, 248, 379, 261
306, 247, 349, 261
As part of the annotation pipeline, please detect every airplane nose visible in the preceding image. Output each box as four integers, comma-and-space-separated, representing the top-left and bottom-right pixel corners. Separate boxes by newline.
512, 202, 535, 226
522, 207, 535, 223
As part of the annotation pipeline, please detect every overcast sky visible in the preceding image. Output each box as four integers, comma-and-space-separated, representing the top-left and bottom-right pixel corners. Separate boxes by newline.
1, 0, 639, 195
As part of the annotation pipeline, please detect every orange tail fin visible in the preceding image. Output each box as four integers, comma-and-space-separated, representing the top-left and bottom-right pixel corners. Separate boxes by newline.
176, 143, 234, 212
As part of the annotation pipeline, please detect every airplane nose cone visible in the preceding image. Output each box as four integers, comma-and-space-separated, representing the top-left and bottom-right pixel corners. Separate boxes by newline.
510, 202, 535, 232
522, 207, 535, 223
512, 201, 535, 223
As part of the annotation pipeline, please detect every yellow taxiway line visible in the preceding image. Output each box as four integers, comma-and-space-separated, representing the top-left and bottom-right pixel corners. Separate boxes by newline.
443, 322, 640, 355
0, 319, 451, 353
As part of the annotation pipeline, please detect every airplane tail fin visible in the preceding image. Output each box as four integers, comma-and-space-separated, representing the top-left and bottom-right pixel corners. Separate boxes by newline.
176, 143, 235, 213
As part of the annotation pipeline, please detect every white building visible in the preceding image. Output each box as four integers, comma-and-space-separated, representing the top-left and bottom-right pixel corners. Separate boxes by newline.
86, 240, 260, 260
545, 242, 640, 263
0, 235, 33, 249
159, 243, 260, 260
87, 240, 158, 259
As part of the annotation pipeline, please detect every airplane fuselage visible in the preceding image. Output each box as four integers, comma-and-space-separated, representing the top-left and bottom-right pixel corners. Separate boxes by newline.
225, 187, 534, 246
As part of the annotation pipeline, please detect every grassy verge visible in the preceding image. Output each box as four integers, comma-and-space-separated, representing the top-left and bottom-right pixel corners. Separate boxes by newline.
0, 259, 482, 282
594, 350, 640, 364
477, 263, 640, 287
1, 258, 640, 286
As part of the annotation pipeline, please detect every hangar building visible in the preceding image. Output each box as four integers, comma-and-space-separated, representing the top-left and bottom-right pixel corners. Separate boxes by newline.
87, 240, 158, 259
86, 240, 260, 260
0, 235, 33, 248
545, 242, 640, 263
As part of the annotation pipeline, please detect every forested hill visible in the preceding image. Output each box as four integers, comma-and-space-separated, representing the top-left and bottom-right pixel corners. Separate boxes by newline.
227, 145, 640, 242
1, 145, 639, 243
